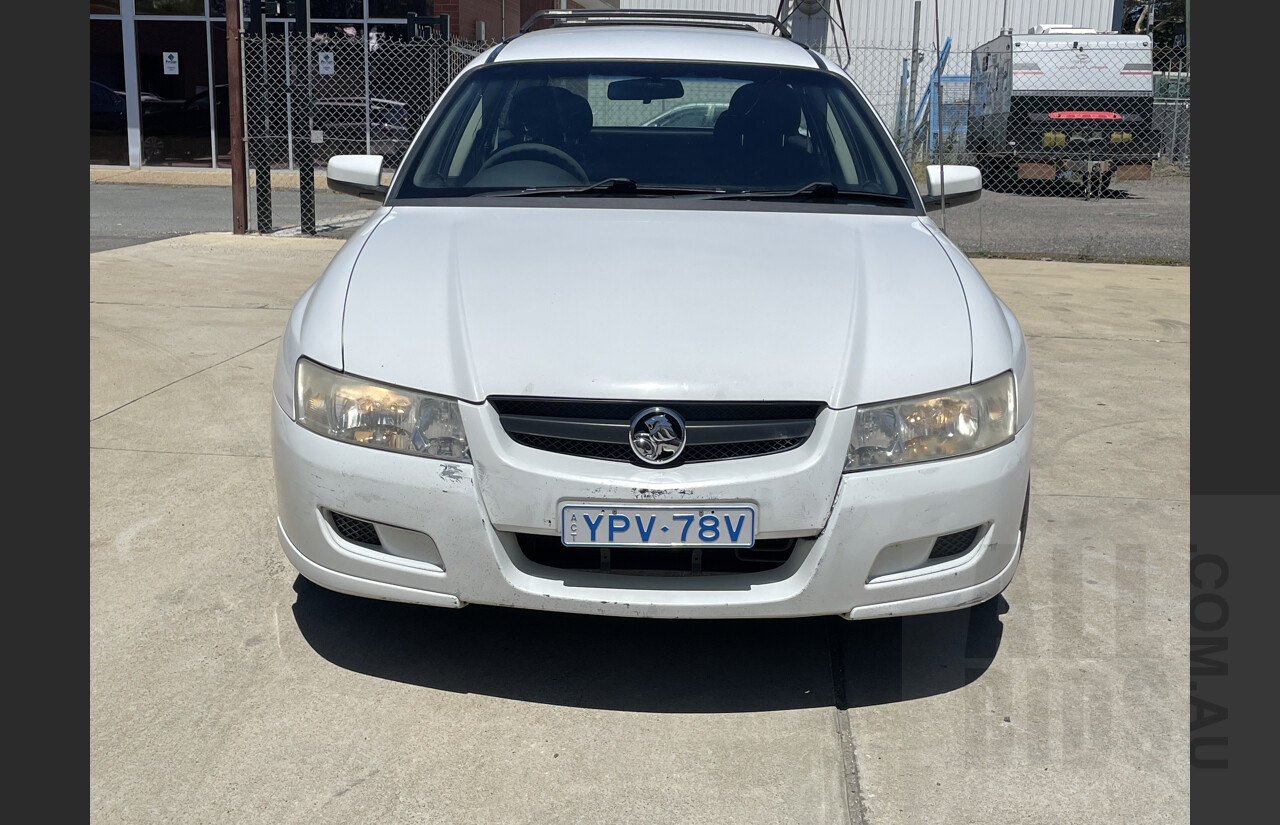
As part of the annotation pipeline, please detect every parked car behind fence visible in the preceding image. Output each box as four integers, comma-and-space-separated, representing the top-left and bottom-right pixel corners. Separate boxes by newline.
313, 97, 415, 163
140, 84, 230, 163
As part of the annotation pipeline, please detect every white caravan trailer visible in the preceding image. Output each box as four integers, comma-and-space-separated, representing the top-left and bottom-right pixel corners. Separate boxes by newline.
966, 24, 1157, 193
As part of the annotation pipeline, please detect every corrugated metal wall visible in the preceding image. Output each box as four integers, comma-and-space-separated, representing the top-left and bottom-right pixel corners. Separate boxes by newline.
842, 0, 1116, 49
618, 0, 1117, 50
615, 1, 1119, 136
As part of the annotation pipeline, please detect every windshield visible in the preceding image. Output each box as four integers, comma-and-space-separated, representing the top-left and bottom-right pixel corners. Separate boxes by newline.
393, 60, 916, 202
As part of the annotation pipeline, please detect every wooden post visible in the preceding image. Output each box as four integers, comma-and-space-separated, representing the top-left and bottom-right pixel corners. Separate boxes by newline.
225, 0, 248, 234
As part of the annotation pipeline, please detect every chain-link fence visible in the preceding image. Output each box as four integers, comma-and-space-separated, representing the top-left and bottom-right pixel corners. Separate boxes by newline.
241, 30, 488, 233
240, 29, 1188, 249
831, 39, 1189, 194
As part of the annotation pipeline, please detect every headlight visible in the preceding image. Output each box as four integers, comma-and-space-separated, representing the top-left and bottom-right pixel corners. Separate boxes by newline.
844, 372, 1015, 472
294, 358, 471, 462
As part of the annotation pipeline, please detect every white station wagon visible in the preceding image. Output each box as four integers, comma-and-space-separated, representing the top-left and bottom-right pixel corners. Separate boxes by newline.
271, 9, 1034, 620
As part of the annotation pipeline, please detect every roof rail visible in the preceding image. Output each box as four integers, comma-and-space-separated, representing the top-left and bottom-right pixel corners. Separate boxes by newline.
520, 8, 792, 39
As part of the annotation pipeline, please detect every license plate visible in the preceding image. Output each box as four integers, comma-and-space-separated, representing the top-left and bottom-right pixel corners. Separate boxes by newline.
560, 503, 757, 548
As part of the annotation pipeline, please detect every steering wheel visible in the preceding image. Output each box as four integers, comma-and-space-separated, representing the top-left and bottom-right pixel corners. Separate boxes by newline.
478, 142, 588, 183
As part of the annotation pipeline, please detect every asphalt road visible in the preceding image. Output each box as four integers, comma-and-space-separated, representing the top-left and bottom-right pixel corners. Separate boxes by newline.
937, 173, 1190, 265
89, 183, 372, 253
91, 171, 1190, 264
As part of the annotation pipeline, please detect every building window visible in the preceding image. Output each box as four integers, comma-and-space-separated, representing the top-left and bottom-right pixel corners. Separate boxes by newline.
136, 0, 206, 15
369, 1, 431, 18
311, 1, 366, 18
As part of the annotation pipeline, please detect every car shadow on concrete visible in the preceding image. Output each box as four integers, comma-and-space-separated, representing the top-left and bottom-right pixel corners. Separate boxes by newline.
290, 576, 1006, 712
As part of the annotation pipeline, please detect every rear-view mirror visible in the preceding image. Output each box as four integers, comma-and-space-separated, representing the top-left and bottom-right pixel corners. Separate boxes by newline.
607, 77, 684, 103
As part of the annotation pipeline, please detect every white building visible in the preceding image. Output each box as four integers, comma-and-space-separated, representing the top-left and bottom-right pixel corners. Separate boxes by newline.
618, 1, 1119, 50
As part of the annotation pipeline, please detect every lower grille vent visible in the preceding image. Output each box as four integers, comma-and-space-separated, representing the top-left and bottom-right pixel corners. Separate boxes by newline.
515, 533, 796, 575
330, 511, 382, 546
928, 526, 981, 560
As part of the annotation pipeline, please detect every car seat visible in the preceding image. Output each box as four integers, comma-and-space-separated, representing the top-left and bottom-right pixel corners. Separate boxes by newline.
499, 85, 593, 163
712, 82, 822, 189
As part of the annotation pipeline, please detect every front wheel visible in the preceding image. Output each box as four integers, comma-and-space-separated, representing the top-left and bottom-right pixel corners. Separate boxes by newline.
1019, 477, 1031, 543
142, 135, 166, 163
994, 477, 1032, 600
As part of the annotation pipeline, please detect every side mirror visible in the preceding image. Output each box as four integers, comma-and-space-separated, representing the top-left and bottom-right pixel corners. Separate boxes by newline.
326, 154, 389, 201
921, 164, 982, 210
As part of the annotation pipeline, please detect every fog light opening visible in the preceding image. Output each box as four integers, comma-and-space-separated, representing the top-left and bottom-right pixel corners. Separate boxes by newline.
928, 525, 983, 560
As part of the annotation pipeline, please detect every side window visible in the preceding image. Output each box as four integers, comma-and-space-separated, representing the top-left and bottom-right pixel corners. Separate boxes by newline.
406, 78, 501, 190
448, 100, 483, 179
818, 88, 906, 196
823, 104, 859, 185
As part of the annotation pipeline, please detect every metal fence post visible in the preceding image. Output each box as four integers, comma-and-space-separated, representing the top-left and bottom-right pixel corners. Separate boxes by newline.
906, 0, 922, 164
226, 0, 248, 234
895, 58, 909, 147
295, 1, 315, 235
247, 0, 272, 233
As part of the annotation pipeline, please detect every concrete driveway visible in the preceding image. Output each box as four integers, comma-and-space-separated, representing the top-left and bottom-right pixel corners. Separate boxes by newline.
90, 234, 1189, 824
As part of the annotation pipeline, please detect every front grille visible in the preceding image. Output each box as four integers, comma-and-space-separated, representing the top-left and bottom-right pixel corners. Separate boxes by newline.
490, 397, 823, 465
928, 526, 981, 560
330, 511, 381, 546
508, 434, 634, 462
515, 533, 797, 575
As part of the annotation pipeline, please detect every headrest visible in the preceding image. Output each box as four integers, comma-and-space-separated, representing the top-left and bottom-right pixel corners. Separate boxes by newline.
723, 83, 802, 145
549, 87, 593, 139
507, 85, 593, 146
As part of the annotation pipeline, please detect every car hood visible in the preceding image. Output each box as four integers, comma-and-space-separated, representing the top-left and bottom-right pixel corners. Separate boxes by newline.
339, 205, 972, 407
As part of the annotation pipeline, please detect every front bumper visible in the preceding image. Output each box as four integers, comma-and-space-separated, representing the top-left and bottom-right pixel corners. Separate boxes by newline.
272, 400, 1032, 620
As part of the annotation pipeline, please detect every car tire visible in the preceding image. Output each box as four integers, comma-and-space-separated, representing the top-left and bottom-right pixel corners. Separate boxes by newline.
985, 477, 1032, 603
143, 135, 166, 163
1019, 476, 1031, 544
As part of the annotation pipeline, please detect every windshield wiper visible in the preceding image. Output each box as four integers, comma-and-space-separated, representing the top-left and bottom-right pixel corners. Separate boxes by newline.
707, 181, 913, 205
478, 178, 723, 197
